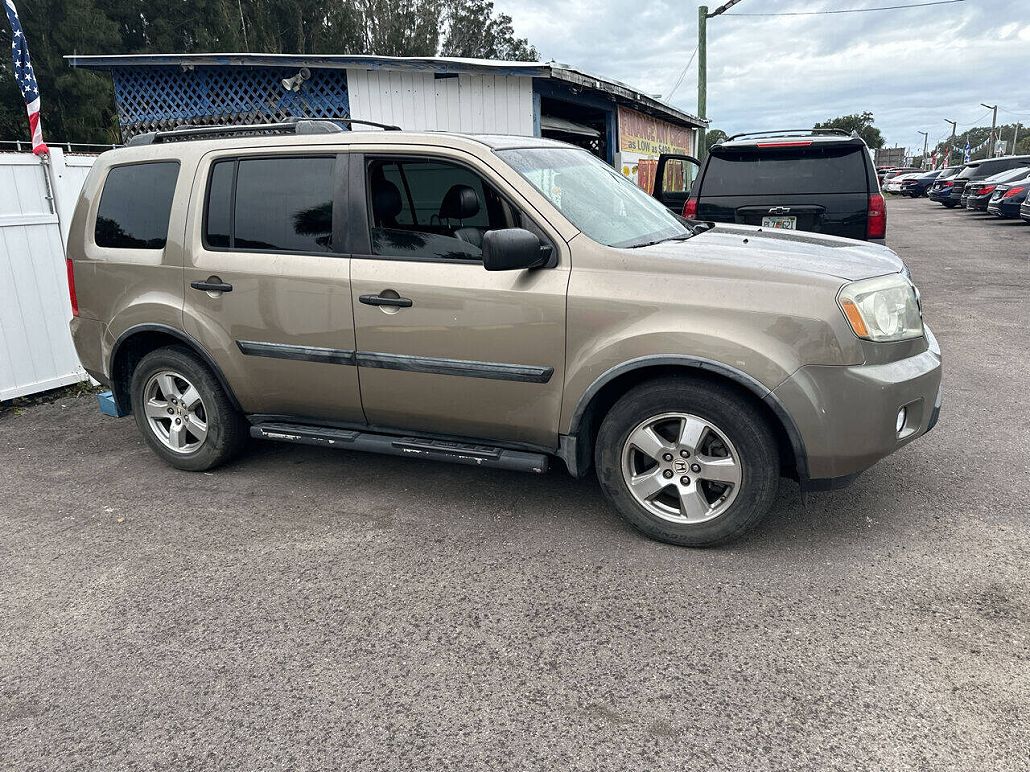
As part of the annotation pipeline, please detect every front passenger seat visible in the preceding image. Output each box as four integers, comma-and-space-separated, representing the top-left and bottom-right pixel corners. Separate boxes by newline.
438, 184, 485, 248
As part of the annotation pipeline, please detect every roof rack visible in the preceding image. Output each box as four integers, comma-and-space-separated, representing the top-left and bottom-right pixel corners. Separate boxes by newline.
726, 128, 852, 141
126, 117, 401, 146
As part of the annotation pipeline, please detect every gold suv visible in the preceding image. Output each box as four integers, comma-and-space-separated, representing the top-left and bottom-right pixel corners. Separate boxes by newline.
67, 121, 942, 546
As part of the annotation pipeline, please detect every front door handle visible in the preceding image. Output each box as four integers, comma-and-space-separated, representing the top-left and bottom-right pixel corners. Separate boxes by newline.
191, 278, 233, 293
360, 293, 413, 308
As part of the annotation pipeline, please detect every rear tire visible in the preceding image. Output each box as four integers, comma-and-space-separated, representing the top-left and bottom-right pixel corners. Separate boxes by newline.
942, 201, 958, 208
594, 377, 780, 547
130, 345, 248, 471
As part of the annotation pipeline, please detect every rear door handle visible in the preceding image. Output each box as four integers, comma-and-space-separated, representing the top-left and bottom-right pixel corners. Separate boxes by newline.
359, 293, 413, 308
191, 278, 233, 293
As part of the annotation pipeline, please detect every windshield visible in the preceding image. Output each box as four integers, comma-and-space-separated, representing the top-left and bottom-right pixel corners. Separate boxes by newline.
495, 146, 692, 248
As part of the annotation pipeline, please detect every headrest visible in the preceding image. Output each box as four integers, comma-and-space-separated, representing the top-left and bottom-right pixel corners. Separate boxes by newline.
439, 184, 481, 220
372, 179, 402, 221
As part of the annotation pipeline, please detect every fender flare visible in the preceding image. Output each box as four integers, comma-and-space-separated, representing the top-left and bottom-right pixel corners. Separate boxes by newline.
561, 355, 809, 480
109, 323, 242, 413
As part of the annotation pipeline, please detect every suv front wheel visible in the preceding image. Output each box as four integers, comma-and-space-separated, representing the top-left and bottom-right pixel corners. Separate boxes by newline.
595, 377, 780, 547
130, 345, 248, 472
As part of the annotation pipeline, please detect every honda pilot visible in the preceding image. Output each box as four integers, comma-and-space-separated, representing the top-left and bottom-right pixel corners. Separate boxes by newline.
67, 121, 942, 547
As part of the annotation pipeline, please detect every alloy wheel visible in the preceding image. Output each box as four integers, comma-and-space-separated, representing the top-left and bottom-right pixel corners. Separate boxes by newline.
142, 370, 209, 454
620, 412, 743, 524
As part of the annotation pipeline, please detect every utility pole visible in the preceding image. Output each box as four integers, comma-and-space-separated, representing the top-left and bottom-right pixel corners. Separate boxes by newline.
945, 119, 957, 165
697, 0, 743, 160
981, 103, 997, 157
1013, 122, 1021, 155
918, 131, 928, 168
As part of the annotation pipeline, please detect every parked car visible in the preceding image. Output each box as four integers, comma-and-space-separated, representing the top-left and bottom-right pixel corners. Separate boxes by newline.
877, 166, 920, 187
986, 178, 1030, 218
653, 129, 887, 242
900, 169, 952, 197
965, 167, 1030, 211
883, 172, 922, 195
928, 168, 963, 205
1021, 195, 1030, 223
936, 155, 1030, 208
67, 121, 941, 548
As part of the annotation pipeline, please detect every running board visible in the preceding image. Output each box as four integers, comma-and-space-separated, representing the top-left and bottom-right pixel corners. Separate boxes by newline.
250, 423, 549, 474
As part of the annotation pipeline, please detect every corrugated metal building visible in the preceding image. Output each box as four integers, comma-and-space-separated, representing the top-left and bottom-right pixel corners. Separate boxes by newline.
67, 54, 705, 188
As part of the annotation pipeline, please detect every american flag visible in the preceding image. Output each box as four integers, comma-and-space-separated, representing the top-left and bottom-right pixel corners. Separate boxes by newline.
4, 0, 47, 155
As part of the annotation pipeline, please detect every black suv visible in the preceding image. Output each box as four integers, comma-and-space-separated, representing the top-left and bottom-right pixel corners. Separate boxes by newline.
653, 129, 885, 242
930, 155, 1030, 208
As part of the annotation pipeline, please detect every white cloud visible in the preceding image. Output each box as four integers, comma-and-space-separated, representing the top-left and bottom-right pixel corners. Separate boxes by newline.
508, 0, 1030, 151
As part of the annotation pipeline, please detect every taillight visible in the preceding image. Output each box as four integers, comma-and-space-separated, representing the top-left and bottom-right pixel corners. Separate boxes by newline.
1003, 186, 1025, 199
940, 180, 954, 188
65, 258, 78, 317
978, 185, 995, 196
867, 193, 886, 239
682, 197, 698, 219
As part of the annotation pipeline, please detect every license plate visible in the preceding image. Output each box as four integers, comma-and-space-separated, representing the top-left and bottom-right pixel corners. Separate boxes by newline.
762, 216, 797, 229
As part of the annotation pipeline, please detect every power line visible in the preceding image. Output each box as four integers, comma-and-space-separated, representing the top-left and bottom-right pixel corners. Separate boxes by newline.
724, 0, 964, 16
666, 44, 700, 101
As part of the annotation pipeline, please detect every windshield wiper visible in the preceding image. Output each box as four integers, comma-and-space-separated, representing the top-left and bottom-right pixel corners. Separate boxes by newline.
627, 232, 697, 249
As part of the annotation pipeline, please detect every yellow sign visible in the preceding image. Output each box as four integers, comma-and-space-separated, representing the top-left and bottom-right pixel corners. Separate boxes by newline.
618, 106, 694, 157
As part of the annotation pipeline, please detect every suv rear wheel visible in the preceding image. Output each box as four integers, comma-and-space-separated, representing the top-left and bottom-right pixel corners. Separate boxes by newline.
130, 345, 248, 471
595, 377, 779, 547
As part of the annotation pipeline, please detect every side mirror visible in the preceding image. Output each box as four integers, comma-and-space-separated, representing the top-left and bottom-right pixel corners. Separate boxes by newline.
482, 228, 547, 271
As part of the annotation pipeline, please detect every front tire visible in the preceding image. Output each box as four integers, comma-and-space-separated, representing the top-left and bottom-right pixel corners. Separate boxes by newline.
130, 345, 248, 471
595, 377, 780, 547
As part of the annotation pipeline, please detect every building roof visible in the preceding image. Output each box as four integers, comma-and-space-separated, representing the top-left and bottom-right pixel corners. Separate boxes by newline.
66, 53, 707, 130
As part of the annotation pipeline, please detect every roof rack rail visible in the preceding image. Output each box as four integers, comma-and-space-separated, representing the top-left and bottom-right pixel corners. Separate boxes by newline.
126, 117, 401, 146
726, 128, 852, 141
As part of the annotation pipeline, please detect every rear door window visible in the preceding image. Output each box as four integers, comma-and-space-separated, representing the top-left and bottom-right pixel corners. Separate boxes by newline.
95, 162, 179, 249
203, 156, 336, 253
702, 146, 868, 196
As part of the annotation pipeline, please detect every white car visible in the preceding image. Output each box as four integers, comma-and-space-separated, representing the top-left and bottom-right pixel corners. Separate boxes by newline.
883, 172, 922, 194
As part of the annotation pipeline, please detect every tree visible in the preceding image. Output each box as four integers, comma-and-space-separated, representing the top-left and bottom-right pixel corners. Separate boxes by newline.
704, 128, 727, 154
813, 111, 884, 149
441, 0, 537, 61
0, 0, 538, 145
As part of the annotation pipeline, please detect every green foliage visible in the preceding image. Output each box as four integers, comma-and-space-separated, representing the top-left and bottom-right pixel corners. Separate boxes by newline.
813, 111, 885, 149
704, 128, 727, 153
0, 0, 537, 144
442, 0, 537, 60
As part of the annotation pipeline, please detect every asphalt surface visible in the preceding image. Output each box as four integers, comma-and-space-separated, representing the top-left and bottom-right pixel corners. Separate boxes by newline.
2, 198, 1029, 771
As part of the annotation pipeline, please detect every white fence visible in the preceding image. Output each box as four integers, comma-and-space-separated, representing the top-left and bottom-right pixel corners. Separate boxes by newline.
0, 149, 95, 400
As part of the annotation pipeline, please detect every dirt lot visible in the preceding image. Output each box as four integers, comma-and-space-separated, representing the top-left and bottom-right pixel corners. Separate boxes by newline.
2, 198, 1028, 771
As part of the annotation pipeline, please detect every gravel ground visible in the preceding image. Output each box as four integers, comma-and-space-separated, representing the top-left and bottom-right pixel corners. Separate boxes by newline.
2, 198, 1028, 771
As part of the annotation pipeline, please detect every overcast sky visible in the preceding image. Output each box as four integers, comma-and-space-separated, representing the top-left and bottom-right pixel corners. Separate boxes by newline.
508, 0, 1030, 151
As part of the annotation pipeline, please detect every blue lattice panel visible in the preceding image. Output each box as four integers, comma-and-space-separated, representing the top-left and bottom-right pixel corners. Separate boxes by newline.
111, 65, 351, 137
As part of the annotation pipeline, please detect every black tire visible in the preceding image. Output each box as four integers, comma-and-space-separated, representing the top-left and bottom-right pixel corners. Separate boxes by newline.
130, 345, 248, 471
595, 377, 780, 547
942, 201, 958, 208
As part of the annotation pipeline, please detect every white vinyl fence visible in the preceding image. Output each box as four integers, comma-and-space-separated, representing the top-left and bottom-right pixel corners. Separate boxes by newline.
0, 148, 95, 400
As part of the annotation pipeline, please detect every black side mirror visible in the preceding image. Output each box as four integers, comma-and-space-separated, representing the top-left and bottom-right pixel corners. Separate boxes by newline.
482, 228, 547, 271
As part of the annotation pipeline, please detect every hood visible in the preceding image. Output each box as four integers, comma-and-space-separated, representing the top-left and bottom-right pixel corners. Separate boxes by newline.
636, 224, 905, 281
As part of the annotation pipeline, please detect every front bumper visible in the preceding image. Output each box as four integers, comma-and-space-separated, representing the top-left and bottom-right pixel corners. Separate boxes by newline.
772, 325, 942, 486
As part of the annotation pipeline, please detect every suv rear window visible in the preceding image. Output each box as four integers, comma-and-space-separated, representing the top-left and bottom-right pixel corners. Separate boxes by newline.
95, 162, 179, 249
703, 146, 868, 196
204, 156, 336, 253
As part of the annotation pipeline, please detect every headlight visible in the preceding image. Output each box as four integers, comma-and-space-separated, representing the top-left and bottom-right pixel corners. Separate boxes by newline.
837, 273, 923, 342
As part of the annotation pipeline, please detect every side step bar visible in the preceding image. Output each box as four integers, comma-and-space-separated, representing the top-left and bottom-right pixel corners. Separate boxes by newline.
250, 422, 549, 474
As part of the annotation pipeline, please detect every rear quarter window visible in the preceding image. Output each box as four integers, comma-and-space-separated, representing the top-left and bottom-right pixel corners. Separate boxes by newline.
94, 162, 179, 249
702, 146, 868, 196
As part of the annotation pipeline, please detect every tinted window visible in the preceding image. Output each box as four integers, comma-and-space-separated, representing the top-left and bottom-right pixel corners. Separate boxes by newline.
367, 157, 523, 260
228, 157, 335, 253
702, 146, 868, 195
95, 162, 179, 249
204, 160, 233, 249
